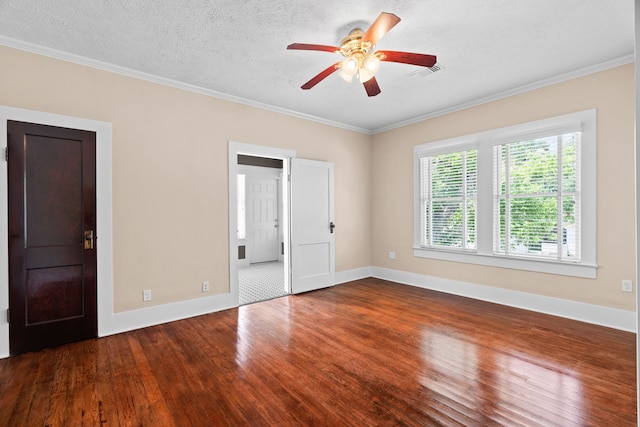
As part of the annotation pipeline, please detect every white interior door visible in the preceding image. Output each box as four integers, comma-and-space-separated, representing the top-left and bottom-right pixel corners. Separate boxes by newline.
248, 176, 279, 263
290, 158, 335, 294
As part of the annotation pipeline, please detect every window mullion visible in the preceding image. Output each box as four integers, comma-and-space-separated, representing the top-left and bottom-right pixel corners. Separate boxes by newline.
462, 152, 468, 249
428, 158, 433, 247
504, 145, 511, 255
556, 135, 563, 260
475, 144, 493, 255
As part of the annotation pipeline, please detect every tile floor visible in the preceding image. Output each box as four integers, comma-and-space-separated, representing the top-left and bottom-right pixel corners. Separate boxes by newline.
239, 261, 288, 305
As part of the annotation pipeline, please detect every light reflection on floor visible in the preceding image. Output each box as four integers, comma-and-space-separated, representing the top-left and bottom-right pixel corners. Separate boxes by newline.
419, 329, 583, 425
235, 294, 293, 369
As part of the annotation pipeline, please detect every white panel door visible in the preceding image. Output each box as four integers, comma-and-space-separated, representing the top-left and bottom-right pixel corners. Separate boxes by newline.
248, 177, 279, 263
290, 158, 335, 294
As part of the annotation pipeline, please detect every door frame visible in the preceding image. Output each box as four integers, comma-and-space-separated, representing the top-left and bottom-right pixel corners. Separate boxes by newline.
0, 106, 113, 357
228, 141, 294, 304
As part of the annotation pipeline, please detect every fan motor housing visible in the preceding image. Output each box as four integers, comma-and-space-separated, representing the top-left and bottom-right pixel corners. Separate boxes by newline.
339, 28, 373, 57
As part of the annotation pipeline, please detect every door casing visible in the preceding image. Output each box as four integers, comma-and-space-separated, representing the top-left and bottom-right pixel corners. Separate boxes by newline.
228, 142, 294, 303
0, 105, 113, 358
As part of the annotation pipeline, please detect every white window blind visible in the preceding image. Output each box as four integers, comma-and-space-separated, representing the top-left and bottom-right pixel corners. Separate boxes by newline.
420, 150, 477, 249
493, 133, 580, 261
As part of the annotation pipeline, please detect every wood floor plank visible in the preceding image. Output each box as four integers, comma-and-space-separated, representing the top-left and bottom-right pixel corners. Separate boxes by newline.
1, 352, 54, 425
0, 278, 636, 425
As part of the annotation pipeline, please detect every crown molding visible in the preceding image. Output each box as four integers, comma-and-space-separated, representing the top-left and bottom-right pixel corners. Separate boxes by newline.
0, 35, 371, 135
373, 54, 635, 134
0, 35, 632, 137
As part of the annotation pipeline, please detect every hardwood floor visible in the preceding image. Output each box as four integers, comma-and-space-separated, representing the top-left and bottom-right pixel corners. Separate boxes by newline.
0, 278, 636, 426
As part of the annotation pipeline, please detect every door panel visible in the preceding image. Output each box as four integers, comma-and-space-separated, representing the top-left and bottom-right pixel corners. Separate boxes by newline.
248, 177, 279, 263
26, 134, 82, 247
8, 120, 97, 355
290, 158, 335, 294
26, 266, 83, 324
298, 243, 331, 277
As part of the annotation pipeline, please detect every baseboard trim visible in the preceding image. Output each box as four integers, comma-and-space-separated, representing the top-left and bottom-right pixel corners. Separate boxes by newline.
371, 267, 636, 332
102, 266, 372, 338
0, 293, 237, 357
103, 292, 236, 337
0, 324, 8, 358
335, 267, 373, 285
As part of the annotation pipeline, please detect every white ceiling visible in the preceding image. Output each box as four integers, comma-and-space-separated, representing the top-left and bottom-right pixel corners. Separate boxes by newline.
0, 1, 634, 133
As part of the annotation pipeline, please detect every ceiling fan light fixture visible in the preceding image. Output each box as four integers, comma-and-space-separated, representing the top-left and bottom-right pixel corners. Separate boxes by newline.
339, 70, 354, 83
358, 54, 380, 83
287, 12, 437, 96
362, 54, 380, 73
358, 69, 374, 83
341, 57, 359, 76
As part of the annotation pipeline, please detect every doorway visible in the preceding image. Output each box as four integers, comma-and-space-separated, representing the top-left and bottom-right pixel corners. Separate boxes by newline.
228, 141, 335, 307
7, 120, 97, 355
0, 106, 113, 359
236, 154, 288, 305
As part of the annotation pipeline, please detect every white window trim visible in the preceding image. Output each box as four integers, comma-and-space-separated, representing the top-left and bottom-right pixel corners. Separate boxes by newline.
413, 110, 597, 278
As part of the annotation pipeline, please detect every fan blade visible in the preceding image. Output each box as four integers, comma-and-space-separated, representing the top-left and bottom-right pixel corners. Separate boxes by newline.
363, 77, 381, 97
377, 51, 437, 68
287, 43, 340, 53
301, 63, 341, 90
361, 12, 401, 45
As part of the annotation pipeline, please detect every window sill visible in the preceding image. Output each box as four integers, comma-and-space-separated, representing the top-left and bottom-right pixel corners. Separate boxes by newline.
413, 247, 597, 278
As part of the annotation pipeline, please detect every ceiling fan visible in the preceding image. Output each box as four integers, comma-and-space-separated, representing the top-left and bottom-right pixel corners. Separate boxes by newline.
287, 12, 437, 97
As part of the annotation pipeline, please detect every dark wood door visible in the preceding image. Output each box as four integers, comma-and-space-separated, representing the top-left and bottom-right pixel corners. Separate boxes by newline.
8, 120, 97, 355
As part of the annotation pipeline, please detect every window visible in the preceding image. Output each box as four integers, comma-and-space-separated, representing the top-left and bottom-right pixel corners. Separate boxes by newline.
414, 110, 596, 278
494, 133, 580, 261
420, 150, 477, 250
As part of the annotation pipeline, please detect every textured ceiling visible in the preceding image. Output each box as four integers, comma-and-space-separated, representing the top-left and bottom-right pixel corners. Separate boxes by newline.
0, 1, 634, 133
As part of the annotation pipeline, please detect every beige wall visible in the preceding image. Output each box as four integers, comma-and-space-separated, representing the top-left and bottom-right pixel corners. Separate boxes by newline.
0, 44, 635, 315
0, 45, 372, 312
372, 64, 636, 311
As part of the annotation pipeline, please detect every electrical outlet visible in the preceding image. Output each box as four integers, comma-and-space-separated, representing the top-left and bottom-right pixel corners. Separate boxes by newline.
143, 289, 152, 302
388, 251, 396, 260
621, 280, 633, 293
202, 281, 210, 292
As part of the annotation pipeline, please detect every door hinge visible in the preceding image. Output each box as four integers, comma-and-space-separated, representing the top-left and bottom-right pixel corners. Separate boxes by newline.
4, 147, 7, 162
6, 308, 9, 323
